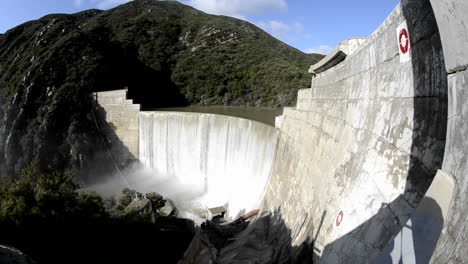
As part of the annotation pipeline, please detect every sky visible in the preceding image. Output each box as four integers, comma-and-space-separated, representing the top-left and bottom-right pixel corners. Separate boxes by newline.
0, 0, 400, 54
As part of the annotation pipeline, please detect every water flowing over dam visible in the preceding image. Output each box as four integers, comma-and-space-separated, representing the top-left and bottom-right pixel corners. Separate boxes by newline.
139, 112, 278, 220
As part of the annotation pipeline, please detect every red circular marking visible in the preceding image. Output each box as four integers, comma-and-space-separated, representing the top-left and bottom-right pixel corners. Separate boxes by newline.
399, 28, 409, 54
336, 210, 344, 227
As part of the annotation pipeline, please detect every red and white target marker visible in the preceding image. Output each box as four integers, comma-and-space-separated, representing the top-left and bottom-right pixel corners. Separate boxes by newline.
396, 22, 411, 62
399, 28, 409, 54
335, 210, 344, 227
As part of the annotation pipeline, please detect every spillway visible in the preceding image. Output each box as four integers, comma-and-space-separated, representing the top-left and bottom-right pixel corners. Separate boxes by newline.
138, 112, 278, 220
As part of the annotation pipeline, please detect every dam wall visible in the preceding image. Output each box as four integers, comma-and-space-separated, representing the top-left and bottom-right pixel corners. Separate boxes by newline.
139, 112, 279, 220
260, 0, 448, 262
94, 89, 140, 159
429, 0, 468, 261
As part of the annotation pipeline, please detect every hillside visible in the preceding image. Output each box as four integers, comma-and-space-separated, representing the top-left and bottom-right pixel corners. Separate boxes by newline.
0, 0, 323, 178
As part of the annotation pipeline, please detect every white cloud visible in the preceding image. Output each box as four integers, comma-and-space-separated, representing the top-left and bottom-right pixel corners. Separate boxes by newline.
184, 0, 287, 18
257, 20, 307, 42
305, 45, 333, 55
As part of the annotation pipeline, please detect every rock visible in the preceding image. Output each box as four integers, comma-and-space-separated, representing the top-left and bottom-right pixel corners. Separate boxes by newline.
208, 206, 227, 222
158, 199, 175, 217
125, 198, 152, 214
124, 198, 155, 222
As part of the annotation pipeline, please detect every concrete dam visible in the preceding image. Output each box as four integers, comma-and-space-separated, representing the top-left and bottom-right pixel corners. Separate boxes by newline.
95, 0, 468, 262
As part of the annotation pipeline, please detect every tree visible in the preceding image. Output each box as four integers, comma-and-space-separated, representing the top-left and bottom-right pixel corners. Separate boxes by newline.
145, 192, 166, 212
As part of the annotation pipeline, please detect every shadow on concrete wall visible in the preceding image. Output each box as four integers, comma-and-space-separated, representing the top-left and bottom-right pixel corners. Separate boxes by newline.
183, 208, 320, 263
321, 0, 448, 261
212, 198, 443, 263
324, 0, 448, 261
72, 99, 137, 187
319, 196, 444, 263
401, 0, 448, 206
376, 197, 444, 263
75, 102, 136, 186
94, 103, 136, 165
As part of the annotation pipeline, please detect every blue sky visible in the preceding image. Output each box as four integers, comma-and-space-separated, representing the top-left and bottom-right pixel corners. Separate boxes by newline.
0, 0, 400, 54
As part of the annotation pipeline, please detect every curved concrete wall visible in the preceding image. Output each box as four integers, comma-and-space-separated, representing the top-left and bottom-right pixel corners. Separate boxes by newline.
429, 0, 468, 262
260, 0, 447, 262
139, 112, 278, 220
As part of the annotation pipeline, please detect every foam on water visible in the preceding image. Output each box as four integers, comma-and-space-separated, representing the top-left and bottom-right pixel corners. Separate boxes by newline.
139, 112, 279, 220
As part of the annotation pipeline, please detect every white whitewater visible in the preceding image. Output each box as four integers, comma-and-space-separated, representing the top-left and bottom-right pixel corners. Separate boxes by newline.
139, 112, 279, 220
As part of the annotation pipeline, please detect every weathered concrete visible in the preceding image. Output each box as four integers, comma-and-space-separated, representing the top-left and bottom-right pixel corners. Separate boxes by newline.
94, 89, 140, 159
375, 170, 455, 263
309, 38, 367, 74
260, 0, 448, 262
430, 0, 468, 73
429, 0, 468, 262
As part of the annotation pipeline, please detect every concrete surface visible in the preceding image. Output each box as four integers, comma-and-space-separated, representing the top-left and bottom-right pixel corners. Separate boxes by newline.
430, 0, 468, 73
309, 38, 367, 74
261, 0, 449, 262
375, 170, 454, 263
429, 0, 468, 262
